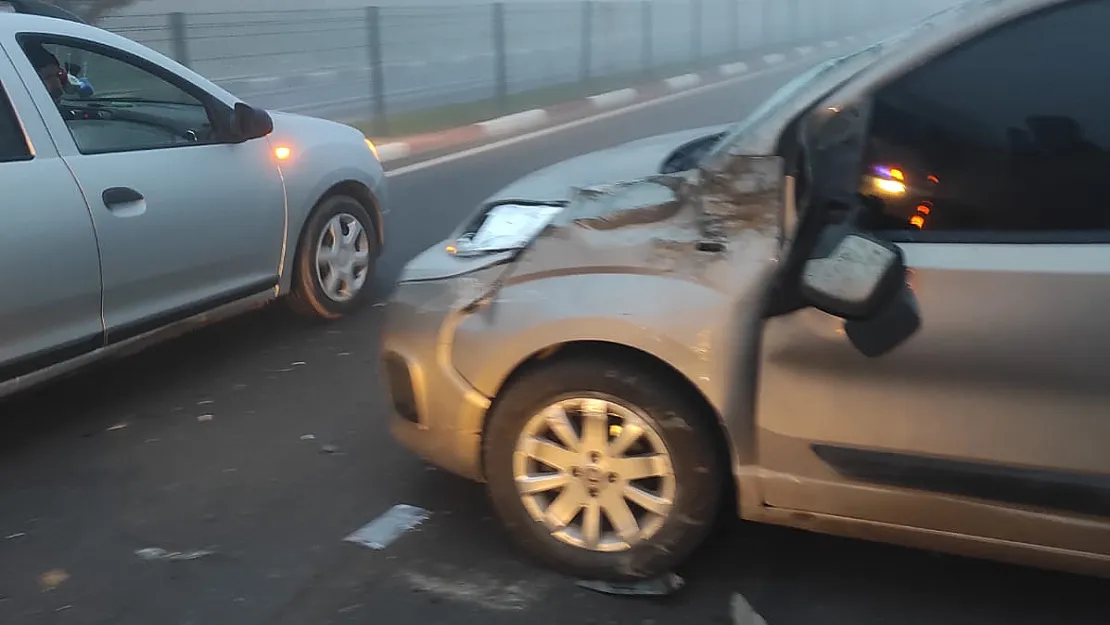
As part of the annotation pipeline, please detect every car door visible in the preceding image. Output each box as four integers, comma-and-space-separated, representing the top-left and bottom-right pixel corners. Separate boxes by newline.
754, 0, 1110, 558
0, 55, 102, 385
8, 28, 285, 344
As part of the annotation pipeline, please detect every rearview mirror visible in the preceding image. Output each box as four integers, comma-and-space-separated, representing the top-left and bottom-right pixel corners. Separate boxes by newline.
800, 230, 905, 320
229, 102, 273, 142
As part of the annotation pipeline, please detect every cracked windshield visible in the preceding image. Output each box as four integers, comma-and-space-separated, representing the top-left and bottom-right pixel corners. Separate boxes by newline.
3, 0, 1109, 623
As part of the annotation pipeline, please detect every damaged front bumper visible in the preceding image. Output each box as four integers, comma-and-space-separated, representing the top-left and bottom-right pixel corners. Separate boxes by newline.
380, 265, 505, 483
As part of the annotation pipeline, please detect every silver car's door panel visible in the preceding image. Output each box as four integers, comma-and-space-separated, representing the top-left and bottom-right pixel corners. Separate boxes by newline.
756, 243, 1110, 555
0, 53, 103, 383
64, 144, 285, 342
7, 31, 285, 341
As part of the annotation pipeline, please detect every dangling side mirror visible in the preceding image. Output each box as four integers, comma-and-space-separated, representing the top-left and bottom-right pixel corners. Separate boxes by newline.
800, 228, 921, 357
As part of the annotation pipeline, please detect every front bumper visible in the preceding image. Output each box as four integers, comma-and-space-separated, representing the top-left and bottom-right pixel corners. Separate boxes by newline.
380, 275, 494, 482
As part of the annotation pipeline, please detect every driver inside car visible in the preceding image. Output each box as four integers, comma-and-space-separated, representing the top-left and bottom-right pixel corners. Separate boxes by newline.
23, 41, 66, 104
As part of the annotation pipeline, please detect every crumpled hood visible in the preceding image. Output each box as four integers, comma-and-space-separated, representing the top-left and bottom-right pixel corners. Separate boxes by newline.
488, 124, 731, 201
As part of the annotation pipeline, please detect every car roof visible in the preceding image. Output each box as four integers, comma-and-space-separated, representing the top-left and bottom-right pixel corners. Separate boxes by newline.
0, 11, 104, 38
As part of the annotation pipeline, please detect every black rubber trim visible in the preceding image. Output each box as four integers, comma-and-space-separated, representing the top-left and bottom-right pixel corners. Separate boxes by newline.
812, 443, 1110, 518
0, 333, 102, 383
104, 277, 277, 345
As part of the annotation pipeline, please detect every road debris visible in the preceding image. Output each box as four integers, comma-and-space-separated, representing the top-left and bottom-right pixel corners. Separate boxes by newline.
576, 572, 684, 597
135, 547, 217, 561
402, 568, 541, 611
197, 414, 214, 422
344, 504, 429, 550
320, 444, 340, 454
106, 423, 128, 432
39, 569, 69, 591
300, 434, 317, 441
6, 532, 26, 539
731, 592, 768, 625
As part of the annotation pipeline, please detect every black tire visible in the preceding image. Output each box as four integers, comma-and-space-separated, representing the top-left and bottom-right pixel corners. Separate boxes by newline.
287, 194, 378, 319
483, 355, 724, 581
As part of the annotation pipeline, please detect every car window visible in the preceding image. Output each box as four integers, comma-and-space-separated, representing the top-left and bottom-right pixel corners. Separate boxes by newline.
16, 36, 217, 155
0, 81, 31, 162
858, 0, 1110, 242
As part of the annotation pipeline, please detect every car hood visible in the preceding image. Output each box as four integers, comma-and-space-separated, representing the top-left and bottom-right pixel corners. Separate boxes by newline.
488, 124, 731, 201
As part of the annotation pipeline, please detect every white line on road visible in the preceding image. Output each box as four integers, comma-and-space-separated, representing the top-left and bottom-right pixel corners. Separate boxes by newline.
344, 504, 429, 550
384, 54, 825, 177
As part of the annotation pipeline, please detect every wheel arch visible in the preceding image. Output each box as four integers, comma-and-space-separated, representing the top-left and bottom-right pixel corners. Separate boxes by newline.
479, 339, 738, 509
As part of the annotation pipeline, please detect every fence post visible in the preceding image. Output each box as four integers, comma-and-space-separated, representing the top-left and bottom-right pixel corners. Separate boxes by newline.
493, 3, 508, 115
168, 12, 190, 68
691, 0, 701, 62
730, 0, 740, 56
641, 0, 652, 76
580, 1, 593, 90
366, 6, 386, 136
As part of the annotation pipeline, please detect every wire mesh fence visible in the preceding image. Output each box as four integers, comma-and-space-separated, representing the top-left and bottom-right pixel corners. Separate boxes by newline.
97, 0, 921, 129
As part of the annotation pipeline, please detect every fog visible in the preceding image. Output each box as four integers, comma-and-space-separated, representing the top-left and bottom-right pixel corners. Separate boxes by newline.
90, 0, 957, 123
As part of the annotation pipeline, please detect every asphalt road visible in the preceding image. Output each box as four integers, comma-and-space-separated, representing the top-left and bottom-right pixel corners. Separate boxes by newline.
1, 53, 1108, 625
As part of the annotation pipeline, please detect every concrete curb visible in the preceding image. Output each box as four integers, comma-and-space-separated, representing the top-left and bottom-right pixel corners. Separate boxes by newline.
371, 29, 890, 164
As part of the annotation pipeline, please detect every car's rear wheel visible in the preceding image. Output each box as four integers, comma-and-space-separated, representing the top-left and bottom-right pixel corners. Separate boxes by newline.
483, 355, 723, 581
288, 194, 377, 319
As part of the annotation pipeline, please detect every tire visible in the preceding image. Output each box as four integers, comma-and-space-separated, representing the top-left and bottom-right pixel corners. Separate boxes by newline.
483, 355, 724, 581
287, 194, 378, 319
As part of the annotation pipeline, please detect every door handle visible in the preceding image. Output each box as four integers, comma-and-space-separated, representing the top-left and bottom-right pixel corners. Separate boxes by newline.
102, 187, 144, 207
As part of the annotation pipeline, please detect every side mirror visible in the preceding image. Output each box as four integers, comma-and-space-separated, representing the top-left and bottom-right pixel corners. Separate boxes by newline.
229, 102, 273, 142
800, 230, 905, 320
800, 228, 921, 357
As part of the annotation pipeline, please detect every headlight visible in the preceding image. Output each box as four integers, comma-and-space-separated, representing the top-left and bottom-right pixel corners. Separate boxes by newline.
447, 200, 566, 258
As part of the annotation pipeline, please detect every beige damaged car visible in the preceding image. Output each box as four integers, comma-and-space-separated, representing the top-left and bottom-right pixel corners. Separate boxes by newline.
382, 0, 1110, 581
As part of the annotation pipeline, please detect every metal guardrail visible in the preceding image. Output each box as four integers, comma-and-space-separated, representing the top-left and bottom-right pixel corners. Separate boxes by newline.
97, 0, 919, 129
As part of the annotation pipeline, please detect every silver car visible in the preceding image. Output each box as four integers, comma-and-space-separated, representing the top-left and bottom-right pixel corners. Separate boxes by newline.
0, 3, 386, 398
383, 0, 1110, 580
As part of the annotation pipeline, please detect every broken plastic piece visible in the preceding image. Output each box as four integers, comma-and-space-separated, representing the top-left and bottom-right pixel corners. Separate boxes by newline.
730, 592, 768, 625
575, 572, 684, 597
344, 504, 430, 550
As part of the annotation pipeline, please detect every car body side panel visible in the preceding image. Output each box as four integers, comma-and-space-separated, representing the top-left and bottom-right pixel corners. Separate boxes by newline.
0, 46, 102, 386
756, 243, 1110, 555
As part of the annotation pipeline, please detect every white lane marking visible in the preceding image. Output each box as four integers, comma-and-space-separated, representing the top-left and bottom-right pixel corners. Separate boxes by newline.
762, 53, 786, 64
588, 87, 638, 108
664, 73, 701, 89
478, 109, 548, 137
385, 54, 822, 177
247, 76, 279, 84
344, 504, 429, 550
401, 568, 545, 611
719, 61, 748, 75
377, 142, 412, 162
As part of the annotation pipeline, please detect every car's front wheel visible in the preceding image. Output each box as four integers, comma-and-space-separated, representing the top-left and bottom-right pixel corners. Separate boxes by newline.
483, 355, 723, 581
288, 194, 378, 319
